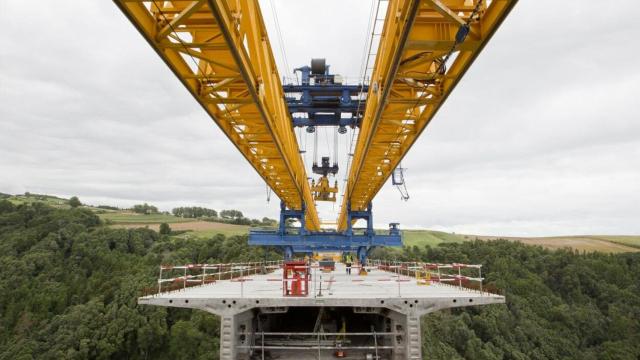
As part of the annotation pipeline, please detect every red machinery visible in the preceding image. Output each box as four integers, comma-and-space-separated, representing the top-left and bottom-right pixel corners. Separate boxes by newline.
283, 261, 309, 296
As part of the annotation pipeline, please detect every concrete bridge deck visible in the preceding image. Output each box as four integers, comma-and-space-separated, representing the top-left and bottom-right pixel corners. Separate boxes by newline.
140, 262, 503, 311
139, 262, 504, 359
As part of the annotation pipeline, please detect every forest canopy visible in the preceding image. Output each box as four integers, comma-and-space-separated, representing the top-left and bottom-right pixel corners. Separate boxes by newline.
0, 201, 638, 359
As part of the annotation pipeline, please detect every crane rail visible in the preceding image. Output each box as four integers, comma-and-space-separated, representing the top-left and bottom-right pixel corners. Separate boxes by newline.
114, 0, 320, 230
338, 0, 517, 230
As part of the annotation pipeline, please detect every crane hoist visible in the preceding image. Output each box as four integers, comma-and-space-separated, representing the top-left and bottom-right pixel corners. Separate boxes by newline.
286, 59, 345, 203
114, 0, 517, 263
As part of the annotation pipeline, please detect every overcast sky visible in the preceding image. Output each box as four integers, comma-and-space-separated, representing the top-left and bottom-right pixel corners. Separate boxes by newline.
1, 0, 638, 236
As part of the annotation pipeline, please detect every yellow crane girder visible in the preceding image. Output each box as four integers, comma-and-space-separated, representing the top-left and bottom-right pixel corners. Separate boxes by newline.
338, 0, 517, 230
114, 0, 320, 230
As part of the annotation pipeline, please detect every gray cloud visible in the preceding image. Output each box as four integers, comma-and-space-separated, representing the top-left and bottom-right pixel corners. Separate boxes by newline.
1, 0, 638, 235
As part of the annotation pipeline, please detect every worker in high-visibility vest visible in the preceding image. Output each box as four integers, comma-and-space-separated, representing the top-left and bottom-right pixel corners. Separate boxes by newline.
345, 254, 352, 275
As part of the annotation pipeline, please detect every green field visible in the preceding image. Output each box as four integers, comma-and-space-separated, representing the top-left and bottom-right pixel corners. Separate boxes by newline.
108, 218, 251, 238
98, 212, 195, 224
402, 229, 466, 247
401, 230, 640, 254
5, 192, 639, 253
594, 235, 640, 249
171, 227, 250, 239
7, 194, 70, 208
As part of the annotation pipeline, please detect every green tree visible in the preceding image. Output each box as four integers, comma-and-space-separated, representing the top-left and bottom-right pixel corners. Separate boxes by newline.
159, 222, 171, 235
68, 196, 82, 208
1, 200, 639, 360
172, 206, 217, 218
220, 209, 242, 219
132, 203, 158, 214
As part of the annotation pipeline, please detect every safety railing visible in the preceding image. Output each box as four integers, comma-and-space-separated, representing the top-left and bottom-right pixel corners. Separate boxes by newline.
141, 260, 284, 296
369, 259, 500, 295
238, 330, 399, 357
141, 259, 501, 298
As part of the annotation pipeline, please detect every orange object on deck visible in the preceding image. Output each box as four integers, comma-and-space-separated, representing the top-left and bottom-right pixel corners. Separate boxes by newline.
283, 260, 309, 297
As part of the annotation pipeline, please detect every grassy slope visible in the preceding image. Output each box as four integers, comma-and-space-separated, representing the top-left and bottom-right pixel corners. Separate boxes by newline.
8, 194, 70, 208
5, 193, 639, 252
402, 229, 466, 247
171, 226, 249, 238
594, 235, 640, 249
98, 212, 195, 224
404, 230, 640, 253
111, 221, 250, 238
98, 210, 249, 237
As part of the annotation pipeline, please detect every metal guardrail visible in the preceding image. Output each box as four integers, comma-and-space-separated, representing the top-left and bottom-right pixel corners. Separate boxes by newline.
240, 330, 399, 358
141, 260, 284, 297
141, 259, 501, 298
369, 259, 501, 295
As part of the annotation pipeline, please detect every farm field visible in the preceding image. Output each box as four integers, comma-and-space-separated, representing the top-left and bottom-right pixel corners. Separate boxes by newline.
98, 211, 195, 224
404, 230, 640, 253
596, 235, 640, 248
112, 220, 250, 238
401, 229, 466, 248
6, 193, 71, 208
3, 193, 639, 253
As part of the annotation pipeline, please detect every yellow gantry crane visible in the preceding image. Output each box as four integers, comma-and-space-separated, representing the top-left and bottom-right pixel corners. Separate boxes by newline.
337, 0, 517, 230
114, 0, 321, 230
114, 0, 516, 261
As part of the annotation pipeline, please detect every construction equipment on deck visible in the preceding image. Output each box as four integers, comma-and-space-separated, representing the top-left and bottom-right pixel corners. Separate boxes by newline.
282, 260, 310, 297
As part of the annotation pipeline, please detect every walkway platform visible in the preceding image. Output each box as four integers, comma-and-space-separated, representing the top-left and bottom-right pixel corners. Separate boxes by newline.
140, 262, 503, 313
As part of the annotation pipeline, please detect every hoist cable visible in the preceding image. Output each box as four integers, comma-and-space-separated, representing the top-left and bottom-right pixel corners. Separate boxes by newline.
268, 0, 292, 79
341, 0, 383, 209
323, 127, 331, 158
333, 126, 338, 165
313, 130, 318, 165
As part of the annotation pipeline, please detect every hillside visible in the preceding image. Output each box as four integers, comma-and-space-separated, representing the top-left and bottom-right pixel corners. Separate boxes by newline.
0, 201, 638, 359
6, 193, 73, 208
0, 200, 279, 359
403, 230, 640, 254
97, 210, 640, 254
5, 193, 638, 254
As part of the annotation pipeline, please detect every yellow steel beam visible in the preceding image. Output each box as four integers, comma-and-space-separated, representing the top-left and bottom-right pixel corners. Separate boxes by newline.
115, 0, 320, 230
338, 0, 517, 230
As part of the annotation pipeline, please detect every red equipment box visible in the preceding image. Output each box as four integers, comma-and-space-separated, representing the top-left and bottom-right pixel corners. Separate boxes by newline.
283, 261, 310, 297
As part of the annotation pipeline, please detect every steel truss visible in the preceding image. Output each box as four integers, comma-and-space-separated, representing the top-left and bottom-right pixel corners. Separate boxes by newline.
114, 0, 321, 230
338, 0, 518, 230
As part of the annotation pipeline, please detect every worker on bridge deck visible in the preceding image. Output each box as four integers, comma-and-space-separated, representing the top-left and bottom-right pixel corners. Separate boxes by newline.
345, 253, 352, 275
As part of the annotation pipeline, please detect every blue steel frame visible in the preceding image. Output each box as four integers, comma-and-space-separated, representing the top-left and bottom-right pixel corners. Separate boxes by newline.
284, 61, 368, 129
249, 202, 402, 264
254, 60, 400, 264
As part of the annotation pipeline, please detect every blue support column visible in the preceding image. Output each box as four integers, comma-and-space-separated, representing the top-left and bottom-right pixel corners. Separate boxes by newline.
349, 202, 374, 237
278, 201, 286, 235
284, 246, 294, 260
357, 246, 368, 266
278, 201, 306, 236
